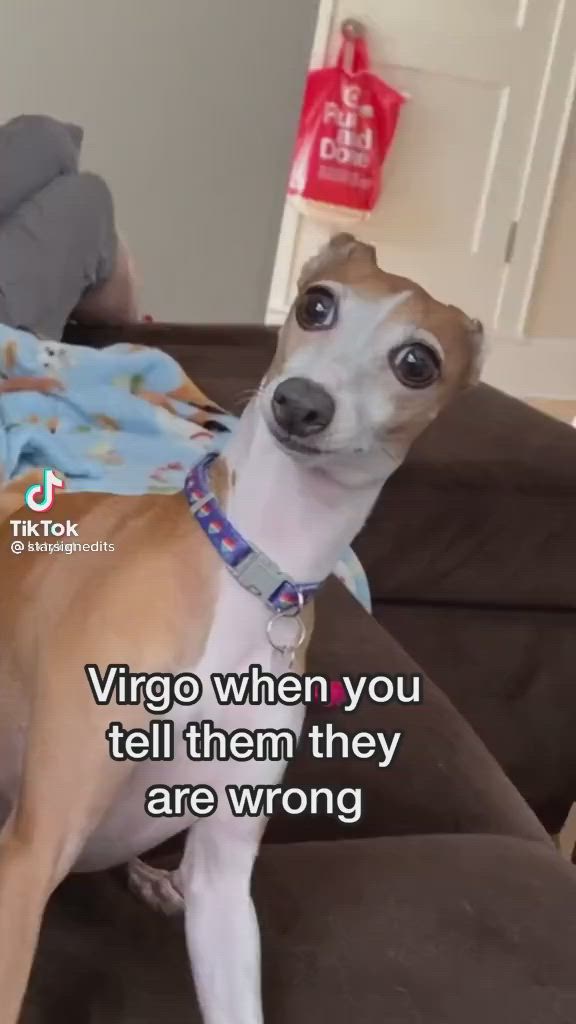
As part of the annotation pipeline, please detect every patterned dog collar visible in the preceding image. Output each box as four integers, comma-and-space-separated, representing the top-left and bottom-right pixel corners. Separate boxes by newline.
184, 454, 320, 613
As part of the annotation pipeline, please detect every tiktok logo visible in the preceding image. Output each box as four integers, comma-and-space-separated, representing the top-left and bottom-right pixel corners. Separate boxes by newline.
24, 469, 65, 512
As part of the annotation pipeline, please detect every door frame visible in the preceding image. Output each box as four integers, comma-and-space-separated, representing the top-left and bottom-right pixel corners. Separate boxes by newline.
266, 0, 335, 326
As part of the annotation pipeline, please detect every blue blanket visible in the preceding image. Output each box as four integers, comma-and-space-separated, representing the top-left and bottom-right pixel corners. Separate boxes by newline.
0, 324, 372, 612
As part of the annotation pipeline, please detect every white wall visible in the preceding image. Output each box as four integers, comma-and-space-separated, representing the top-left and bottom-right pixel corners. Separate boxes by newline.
0, 0, 318, 322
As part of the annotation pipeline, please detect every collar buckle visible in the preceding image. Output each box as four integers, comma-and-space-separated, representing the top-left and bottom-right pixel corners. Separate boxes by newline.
185, 454, 319, 613
234, 549, 291, 607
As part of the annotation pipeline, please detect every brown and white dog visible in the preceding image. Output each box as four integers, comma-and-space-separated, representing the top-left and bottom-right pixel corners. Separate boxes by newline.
0, 234, 483, 1024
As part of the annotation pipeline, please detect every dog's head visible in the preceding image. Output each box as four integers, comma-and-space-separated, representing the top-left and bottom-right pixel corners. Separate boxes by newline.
261, 233, 484, 482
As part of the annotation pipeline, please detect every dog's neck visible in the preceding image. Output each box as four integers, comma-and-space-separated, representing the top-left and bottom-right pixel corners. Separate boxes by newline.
219, 400, 401, 585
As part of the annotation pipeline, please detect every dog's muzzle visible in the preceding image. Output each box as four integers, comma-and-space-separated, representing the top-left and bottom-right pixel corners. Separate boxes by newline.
271, 377, 335, 438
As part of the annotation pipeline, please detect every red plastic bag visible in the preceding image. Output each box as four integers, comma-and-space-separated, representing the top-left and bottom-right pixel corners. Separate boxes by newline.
287, 30, 406, 222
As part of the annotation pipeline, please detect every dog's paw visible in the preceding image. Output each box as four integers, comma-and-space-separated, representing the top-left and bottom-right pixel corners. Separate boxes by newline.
127, 857, 185, 916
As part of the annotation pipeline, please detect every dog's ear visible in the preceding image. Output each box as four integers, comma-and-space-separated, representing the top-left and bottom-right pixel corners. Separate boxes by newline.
452, 311, 485, 387
297, 233, 378, 291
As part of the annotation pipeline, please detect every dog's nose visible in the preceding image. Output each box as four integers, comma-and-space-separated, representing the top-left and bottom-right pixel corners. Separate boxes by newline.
271, 377, 335, 437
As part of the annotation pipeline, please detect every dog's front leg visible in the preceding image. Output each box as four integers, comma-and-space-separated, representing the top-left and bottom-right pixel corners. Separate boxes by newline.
181, 693, 307, 1024
181, 813, 266, 1024
178, 700, 307, 1024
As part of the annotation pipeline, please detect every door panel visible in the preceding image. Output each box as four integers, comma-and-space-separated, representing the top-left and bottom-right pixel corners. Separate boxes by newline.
268, 0, 576, 332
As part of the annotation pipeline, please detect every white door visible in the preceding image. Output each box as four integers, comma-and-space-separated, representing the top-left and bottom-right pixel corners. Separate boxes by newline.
267, 0, 576, 336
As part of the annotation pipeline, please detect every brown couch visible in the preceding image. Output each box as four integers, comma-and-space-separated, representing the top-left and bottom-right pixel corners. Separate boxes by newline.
23, 323, 576, 1023
359, 377, 576, 837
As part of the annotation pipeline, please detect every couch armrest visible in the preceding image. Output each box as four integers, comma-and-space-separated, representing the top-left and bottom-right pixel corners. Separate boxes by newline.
355, 383, 576, 611
63, 321, 277, 350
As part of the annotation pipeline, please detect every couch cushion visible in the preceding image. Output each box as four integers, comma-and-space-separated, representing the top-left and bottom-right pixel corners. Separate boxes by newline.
377, 601, 576, 833
25, 835, 576, 1023
266, 579, 547, 846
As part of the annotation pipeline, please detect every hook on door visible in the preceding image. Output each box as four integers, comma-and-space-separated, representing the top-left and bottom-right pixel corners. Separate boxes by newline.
340, 17, 411, 100
341, 18, 366, 41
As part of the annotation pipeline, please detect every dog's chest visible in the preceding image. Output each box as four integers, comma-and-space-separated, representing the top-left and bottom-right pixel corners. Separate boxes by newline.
75, 577, 304, 871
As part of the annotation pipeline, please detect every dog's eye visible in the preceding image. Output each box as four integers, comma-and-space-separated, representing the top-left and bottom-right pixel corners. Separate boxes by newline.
390, 342, 441, 389
295, 286, 338, 331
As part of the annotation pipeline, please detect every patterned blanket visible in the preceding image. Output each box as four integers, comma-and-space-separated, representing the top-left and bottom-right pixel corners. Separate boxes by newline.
0, 324, 371, 612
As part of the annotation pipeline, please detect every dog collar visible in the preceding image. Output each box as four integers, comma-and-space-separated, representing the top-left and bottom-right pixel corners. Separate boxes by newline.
184, 454, 319, 613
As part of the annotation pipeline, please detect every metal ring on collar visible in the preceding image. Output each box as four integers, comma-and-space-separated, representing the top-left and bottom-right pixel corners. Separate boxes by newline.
266, 609, 307, 656
277, 588, 305, 618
